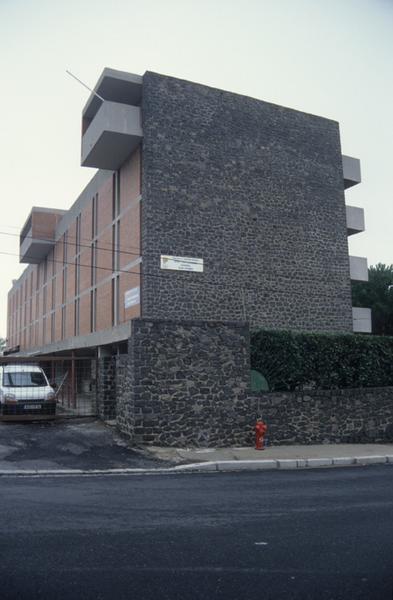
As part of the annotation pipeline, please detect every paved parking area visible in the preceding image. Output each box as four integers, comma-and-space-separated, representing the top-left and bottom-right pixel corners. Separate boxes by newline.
0, 418, 167, 471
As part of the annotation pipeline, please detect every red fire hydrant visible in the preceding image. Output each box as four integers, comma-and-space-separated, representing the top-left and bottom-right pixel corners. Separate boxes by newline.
255, 419, 268, 450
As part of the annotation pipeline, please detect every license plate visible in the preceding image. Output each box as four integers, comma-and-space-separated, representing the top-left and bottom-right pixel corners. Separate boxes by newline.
24, 404, 42, 410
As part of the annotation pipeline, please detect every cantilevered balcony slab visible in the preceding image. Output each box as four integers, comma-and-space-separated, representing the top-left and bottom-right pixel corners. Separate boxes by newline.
349, 255, 368, 281
82, 68, 142, 128
19, 207, 66, 264
352, 307, 372, 333
346, 205, 365, 236
342, 155, 361, 189
81, 102, 143, 170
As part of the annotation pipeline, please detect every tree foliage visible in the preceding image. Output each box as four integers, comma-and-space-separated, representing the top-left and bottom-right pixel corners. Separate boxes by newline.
352, 263, 393, 335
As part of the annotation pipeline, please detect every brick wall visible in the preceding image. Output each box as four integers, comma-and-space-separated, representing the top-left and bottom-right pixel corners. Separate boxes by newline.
141, 72, 353, 333
7, 148, 141, 351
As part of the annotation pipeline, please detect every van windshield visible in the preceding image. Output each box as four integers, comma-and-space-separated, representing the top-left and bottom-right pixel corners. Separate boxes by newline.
3, 372, 47, 387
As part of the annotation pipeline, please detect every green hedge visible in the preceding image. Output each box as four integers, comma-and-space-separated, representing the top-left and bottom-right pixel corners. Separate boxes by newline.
250, 330, 393, 391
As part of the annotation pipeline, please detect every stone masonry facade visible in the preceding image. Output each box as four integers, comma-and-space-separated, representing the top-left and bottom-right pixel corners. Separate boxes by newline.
256, 388, 393, 445
116, 318, 251, 446
141, 72, 353, 333
112, 318, 393, 447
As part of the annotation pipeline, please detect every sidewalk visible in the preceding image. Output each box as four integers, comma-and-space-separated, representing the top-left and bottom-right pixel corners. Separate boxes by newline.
142, 443, 393, 472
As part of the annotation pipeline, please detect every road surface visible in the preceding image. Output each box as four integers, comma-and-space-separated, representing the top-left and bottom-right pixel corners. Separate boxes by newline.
1, 466, 392, 599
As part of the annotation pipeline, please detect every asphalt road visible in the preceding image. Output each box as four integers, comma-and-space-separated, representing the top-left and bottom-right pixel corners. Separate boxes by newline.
1, 466, 392, 600
0, 419, 167, 470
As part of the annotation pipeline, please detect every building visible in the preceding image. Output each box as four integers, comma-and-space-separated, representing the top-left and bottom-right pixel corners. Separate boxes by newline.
7, 68, 370, 358
4, 69, 371, 442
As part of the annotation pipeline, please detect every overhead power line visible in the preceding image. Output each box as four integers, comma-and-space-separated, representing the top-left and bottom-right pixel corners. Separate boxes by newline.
0, 230, 141, 259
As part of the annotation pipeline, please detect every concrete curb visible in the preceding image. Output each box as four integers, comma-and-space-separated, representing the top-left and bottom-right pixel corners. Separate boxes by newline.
0, 455, 392, 477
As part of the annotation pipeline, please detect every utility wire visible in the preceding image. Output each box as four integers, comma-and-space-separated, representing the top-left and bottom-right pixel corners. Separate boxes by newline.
1, 249, 251, 292
0, 230, 141, 259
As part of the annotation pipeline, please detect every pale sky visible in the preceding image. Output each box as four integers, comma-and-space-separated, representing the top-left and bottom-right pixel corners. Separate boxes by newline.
0, 0, 392, 338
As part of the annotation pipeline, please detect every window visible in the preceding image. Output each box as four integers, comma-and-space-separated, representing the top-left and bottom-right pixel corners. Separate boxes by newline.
92, 194, 98, 238
61, 306, 66, 340
112, 222, 120, 272
75, 257, 80, 296
90, 289, 97, 333
112, 172, 120, 219
51, 312, 55, 343
111, 275, 120, 327
63, 232, 68, 265
90, 241, 97, 287
76, 213, 81, 254
74, 298, 80, 336
3, 371, 47, 387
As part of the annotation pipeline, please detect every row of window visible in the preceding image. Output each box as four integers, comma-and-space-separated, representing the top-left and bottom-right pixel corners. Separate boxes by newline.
9, 172, 124, 347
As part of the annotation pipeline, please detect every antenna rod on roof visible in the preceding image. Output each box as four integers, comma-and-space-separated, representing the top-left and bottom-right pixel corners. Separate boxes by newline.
66, 70, 105, 102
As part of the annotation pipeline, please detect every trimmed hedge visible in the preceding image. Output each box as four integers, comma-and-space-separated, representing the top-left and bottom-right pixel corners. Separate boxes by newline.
251, 330, 393, 391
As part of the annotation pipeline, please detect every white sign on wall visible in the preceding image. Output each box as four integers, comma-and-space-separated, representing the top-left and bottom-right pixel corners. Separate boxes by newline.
160, 255, 204, 273
124, 286, 140, 309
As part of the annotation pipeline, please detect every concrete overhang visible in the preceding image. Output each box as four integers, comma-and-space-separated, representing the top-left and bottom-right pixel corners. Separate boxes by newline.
346, 205, 365, 236
14, 322, 132, 357
19, 207, 66, 264
81, 102, 143, 170
342, 155, 361, 189
349, 255, 368, 282
82, 68, 143, 132
352, 307, 372, 333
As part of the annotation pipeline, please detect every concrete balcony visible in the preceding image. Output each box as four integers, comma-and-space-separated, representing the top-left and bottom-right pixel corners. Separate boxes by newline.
20, 208, 66, 264
352, 307, 372, 333
349, 255, 368, 282
342, 155, 361, 189
346, 205, 365, 236
81, 102, 143, 170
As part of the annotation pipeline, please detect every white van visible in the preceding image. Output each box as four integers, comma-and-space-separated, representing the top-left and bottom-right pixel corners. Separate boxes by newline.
0, 364, 56, 420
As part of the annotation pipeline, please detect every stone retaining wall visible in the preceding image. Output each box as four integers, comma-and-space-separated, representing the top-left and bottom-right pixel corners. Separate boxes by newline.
113, 318, 393, 447
256, 387, 393, 445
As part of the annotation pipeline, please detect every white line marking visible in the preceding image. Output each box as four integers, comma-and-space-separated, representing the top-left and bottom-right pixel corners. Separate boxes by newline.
254, 542, 268, 546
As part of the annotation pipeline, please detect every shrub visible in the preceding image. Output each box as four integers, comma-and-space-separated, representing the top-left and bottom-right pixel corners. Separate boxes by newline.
250, 330, 393, 391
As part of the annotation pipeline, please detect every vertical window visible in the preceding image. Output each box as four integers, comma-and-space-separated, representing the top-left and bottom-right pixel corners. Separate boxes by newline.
74, 298, 80, 336
52, 276, 56, 310
43, 285, 47, 317
90, 241, 97, 287
43, 258, 48, 285
51, 312, 55, 342
90, 289, 97, 333
63, 232, 68, 265
111, 275, 120, 327
112, 222, 120, 272
76, 214, 81, 254
42, 316, 46, 345
75, 257, 80, 296
112, 172, 120, 219
62, 267, 67, 304
92, 194, 98, 238
61, 306, 66, 340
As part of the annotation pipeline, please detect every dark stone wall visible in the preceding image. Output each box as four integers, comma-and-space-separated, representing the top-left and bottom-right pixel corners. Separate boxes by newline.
256, 387, 393, 445
141, 72, 352, 333
115, 319, 393, 447
97, 356, 117, 420
116, 318, 253, 446
116, 355, 134, 434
